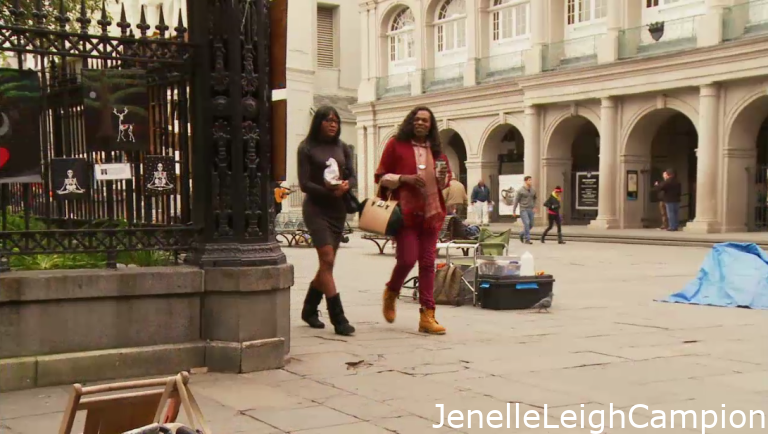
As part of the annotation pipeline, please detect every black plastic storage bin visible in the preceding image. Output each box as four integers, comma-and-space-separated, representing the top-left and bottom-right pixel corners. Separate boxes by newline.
477, 274, 555, 310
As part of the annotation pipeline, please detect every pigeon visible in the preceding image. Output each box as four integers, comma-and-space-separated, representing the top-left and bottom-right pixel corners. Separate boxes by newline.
531, 293, 553, 313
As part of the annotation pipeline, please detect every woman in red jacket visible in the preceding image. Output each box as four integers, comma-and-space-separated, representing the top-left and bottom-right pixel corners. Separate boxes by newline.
375, 106, 451, 334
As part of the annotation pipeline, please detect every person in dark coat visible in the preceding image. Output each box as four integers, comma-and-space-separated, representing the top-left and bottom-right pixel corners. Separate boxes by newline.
297, 105, 356, 336
653, 169, 683, 231
541, 186, 565, 244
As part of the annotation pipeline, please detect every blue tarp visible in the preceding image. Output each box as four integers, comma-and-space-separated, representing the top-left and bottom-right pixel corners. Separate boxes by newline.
659, 242, 768, 310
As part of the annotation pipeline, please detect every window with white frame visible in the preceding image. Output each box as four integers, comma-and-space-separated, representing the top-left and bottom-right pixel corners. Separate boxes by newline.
388, 8, 416, 62
646, 0, 681, 7
436, 0, 466, 52
566, 0, 607, 25
491, 0, 529, 41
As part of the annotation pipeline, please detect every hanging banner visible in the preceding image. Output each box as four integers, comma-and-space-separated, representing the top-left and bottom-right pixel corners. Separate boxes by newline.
51, 158, 90, 200
0, 68, 43, 184
497, 174, 526, 216
82, 69, 150, 152
575, 171, 599, 210
143, 155, 176, 196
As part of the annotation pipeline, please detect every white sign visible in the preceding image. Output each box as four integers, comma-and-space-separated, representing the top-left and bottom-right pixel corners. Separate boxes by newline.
497, 174, 526, 216
94, 163, 133, 181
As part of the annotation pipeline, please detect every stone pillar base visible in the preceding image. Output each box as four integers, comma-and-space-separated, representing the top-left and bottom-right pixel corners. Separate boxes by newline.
203, 265, 293, 371
588, 218, 619, 230
206, 338, 286, 373
684, 220, 720, 234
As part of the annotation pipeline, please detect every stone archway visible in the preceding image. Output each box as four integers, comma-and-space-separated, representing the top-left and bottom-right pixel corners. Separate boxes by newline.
544, 115, 600, 225
480, 123, 525, 222
724, 94, 768, 232
621, 108, 698, 229
440, 128, 468, 187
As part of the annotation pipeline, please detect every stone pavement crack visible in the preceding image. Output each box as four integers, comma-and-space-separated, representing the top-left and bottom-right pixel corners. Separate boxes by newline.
614, 322, 670, 330
563, 362, 617, 370
573, 350, 633, 360
238, 410, 287, 432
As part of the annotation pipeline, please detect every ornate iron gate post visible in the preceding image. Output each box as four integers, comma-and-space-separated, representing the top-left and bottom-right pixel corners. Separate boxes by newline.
184, 0, 292, 372
186, 0, 286, 268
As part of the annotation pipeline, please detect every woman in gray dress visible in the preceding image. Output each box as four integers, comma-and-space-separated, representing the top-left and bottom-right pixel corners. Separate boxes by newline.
298, 106, 356, 336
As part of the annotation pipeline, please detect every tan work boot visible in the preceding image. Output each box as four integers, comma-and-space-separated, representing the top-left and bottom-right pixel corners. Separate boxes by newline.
383, 288, 397, 323
418, 307, 446, 334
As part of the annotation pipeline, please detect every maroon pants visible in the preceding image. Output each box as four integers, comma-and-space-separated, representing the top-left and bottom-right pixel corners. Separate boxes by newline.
386, 221, 440, 309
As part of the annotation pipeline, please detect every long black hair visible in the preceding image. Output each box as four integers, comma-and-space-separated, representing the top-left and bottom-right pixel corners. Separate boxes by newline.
304, 105, 341, 144
395, 105, 442, 159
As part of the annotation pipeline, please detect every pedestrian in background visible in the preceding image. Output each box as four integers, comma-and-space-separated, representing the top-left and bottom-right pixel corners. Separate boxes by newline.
653, 169, 682, 231
470, 179, 492, 226
512, 175, 537, 244
541, 186, 565, 244
443, 173, 467, 219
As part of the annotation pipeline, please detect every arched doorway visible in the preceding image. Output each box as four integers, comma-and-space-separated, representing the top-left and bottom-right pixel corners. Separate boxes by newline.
724, 95, 768, 232
440, 129, 468, 187
622, 109, 698, 229
481, 123, 525, 222
545, 115, 600, 225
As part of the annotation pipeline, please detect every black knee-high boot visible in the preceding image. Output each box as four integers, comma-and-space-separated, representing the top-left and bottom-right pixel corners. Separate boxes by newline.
301, 284, 325, 329
326, 293, 355, 336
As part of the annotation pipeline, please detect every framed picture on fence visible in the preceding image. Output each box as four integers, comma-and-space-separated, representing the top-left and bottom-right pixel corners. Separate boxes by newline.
0, 68, 43, 184
143, 155, 177, 196
51, 158, 91, 201
82, 69, 150, 152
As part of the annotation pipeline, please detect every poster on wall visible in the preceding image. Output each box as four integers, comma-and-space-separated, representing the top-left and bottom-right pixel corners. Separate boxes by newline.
627, 170, 638, 201
143, 155, 176, 196
0, 68, 43, 184
51, 158, 90, 200
576, 172, 599, 210
82, 69, 150, 152
497, 174, 526, 215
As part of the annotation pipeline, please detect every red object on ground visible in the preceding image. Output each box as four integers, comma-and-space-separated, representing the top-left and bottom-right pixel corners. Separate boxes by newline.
0, 147, 9, 168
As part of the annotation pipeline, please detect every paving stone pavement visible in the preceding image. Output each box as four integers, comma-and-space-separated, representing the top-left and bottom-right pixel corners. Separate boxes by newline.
1, 235, 767, 433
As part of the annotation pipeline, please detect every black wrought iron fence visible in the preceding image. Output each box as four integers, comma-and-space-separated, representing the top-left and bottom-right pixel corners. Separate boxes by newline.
0, 1, 198, 271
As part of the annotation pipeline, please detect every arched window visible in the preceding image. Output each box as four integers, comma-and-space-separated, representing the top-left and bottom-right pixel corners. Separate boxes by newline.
436, 0, 466, 52
388, 8, 415, 62
491, 0, 529, 42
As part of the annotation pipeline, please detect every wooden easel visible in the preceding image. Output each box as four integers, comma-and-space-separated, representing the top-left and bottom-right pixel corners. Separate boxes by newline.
58, 371, 210, 434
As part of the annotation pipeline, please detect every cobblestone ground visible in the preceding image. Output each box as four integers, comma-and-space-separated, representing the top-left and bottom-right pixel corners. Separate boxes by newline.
1, 235, 767, 433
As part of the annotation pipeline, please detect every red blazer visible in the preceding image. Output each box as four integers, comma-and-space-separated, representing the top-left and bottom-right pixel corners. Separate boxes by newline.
374, 137, 452, 230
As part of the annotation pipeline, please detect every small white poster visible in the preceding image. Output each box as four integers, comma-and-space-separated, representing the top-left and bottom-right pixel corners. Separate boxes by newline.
498, 174, 526, 216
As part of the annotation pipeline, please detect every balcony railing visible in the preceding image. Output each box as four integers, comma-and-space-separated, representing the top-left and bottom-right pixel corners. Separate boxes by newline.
618, 16, 699, 60
542, 34, 601, 72
376, 72, 412, 99
723, 0, 768, 41
476, 51, 524, 84
423, 63, 465, 93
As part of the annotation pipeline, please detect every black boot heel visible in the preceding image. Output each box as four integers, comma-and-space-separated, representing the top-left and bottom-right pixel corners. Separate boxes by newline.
301, 285, 325, 329
326, 293, 355, 336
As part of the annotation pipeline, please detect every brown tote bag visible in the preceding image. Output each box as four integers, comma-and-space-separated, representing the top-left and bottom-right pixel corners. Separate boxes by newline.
358, 187, 402, 236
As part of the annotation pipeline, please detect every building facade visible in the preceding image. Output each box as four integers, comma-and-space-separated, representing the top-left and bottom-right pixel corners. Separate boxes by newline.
352, 0, 768, 233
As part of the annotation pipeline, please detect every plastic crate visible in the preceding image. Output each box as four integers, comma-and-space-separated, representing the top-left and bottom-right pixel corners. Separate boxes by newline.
477, 274, 555, 310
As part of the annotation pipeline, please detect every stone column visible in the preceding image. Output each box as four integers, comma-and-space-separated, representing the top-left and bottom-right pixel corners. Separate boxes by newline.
524, 105, 541, 195
686, 84, 721, 233
590, 97, 619, 229
464, 0, 478, 87
357, 2, 377, 102
698, 0, 727, 47
598, 0, 622, 63
524, 0, 546, 74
